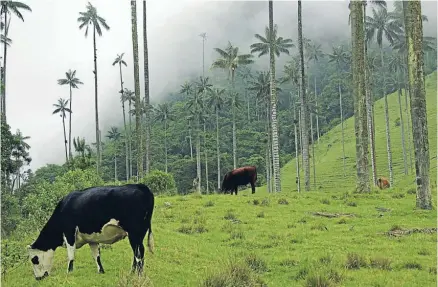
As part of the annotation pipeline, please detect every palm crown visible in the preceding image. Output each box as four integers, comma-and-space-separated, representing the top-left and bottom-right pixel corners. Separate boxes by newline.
250, 24, 294, 58
77, 2, 110, 37
57, 69, 83, 88
52, 98, 71, 118
211, 42, 254, 76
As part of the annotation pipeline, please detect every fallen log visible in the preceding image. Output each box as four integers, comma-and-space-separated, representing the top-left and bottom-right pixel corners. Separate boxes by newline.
385, 227, 437, 237
311, 212, 355, 218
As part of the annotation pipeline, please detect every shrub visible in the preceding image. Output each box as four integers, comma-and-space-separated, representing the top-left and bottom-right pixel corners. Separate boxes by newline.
345, 253, 367, 269
139, 169, 177, 195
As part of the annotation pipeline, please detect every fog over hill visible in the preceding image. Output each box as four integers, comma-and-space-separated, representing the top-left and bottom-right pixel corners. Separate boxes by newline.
5, 0, 437, 171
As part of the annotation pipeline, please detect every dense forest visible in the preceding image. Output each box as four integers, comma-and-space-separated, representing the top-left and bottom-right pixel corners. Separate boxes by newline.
1, 0, 436, 238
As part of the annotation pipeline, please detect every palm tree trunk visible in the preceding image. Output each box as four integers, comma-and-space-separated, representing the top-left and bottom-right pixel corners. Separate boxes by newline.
268, 0, 281, 193
266, 103, 271, 193
92, 26, 101, 175
314, 76, 320, 143
114, 155, 117, 181
1, 11, 8, 122
403, 69, 413, 172
380, 49, 394, 186
204, 122, 209, 194
246, 91, 250, 123
363, 3, 377, 187
231, 70, 237, 169
403, 0, 431, 209
119, 65, 129, 180
189, 123, 193, 159
338, 81, 346, 177
299, 109, 303, 169
294, 102, 301, 193
298, 0, 310, 191
196, 118, 202, 194
62, 116, 68, 163
131, 0, 143, 180
68, 85, 73, 162
350, 0, 369, 193
216, 109, 220, 191
128, 100, 133, 178
143, 0, 150, 174
164, 119, 168, 173
398, 86, 408, 175
310, 112, 316, 189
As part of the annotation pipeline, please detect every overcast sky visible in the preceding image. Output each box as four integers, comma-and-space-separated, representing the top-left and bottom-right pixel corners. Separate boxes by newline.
4, 0, 437, 171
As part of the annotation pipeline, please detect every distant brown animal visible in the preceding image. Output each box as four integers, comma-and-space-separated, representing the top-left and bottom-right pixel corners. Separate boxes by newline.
377, 177, 390, 189
221, 166, 257, 195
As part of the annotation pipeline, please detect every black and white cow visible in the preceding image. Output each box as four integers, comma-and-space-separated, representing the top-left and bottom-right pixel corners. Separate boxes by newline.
27, 184, 155, 280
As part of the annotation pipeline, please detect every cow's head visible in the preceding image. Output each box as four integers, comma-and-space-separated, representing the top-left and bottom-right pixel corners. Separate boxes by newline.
27, 245, 54, 280
221, 173, 231, 193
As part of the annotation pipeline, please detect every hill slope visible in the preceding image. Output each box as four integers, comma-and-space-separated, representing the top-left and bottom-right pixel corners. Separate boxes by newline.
277, 71, 437, 193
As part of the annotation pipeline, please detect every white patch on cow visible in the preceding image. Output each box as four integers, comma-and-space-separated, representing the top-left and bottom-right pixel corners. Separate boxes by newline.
75, 218, 128, 247
28, 246, 55, 279
89, 243, 101, 272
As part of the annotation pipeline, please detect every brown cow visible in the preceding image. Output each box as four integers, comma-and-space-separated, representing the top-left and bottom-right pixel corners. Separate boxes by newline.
221, 166, 257, 195
377, 176, 390, 189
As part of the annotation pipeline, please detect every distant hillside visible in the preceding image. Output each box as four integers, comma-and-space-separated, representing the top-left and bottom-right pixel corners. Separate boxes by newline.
276, 71, 437, 193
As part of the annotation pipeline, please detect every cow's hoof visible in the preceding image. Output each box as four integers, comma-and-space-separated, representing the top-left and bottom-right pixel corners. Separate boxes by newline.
98, 269, 105, 274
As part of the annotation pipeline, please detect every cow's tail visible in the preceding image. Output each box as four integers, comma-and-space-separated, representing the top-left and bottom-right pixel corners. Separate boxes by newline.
146, 204, 154, 254
253, 166, 258, 182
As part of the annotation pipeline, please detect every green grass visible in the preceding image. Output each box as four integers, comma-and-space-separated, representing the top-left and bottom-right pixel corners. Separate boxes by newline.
2, 73, 437, 286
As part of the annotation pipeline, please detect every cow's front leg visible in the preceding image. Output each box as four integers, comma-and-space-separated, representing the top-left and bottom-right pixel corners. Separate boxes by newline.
89, 243, 105, 274
63, 232, 76, 273
234, 186, 238, 195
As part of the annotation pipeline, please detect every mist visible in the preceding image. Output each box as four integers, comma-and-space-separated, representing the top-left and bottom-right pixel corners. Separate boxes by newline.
4, 0, 436, 171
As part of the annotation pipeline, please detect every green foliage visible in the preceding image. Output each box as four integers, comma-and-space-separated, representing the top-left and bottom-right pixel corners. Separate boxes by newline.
139, 169, 177, 195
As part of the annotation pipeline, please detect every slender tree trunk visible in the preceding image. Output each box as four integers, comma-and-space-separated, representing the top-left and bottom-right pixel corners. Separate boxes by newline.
299, 108, 303, 169
403, 0, 431, 209
246, 91, 250, 123
268, 0, 281, 192
266, 103, 271, 193
62, 116, 68, 163
143, 0, 150, 174
131, 0, 143, 180
68, 85, 73, 162
204, 122, 209, 194
380, 49, 394, 186
314, 76, 320, 143
114, 155, 117, 182
92, 26, 101, 175
189, 123, 193, 160
338, 81, 346, 177
398, 86, 408, 175
298, 0, 310, 191
310, 112, 316, 189
119, 64, 129, 180
403, 69, 413, 172
196, 118, 202, 194
164, 119, 168, 173
128, 100, 133, 178
1, 11, 8, 122
216, 109, 221, 191
294, 102, 301, 193
231, 70, 237, 169
350, 0, 369, 193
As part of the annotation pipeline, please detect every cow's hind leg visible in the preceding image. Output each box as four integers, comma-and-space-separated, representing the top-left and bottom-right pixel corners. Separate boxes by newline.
63, 230, 77, 273
250, 181, 256, 194
128, 232, 146, 275
234, 186, 238, 195
89, 243, 105, 274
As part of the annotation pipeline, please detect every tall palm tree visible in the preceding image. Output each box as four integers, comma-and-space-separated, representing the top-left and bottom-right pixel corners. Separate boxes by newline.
77, 2, 110, 175
365, 6, 402, 187
196, 76, 213, 193
57, 69, 83, 162
106, 127, 121, 181
180, 82, 194, 159
10, 129, 31, 191
306, 42, 324, 143
250, 9, 294, 192
208, 87, 225, 191
143, 0, 151, 175
350, 0, 370, 193
113, 53, 129, 180
154, 103, 173, 173
403, 0, 431, 210
327, 45, 348, 177
52, 98, 71, 163
388, 54, 408, 175
297, 0, 310, 191
129, 0, 142, 179
211, 41, 254, 169
1, 1, 31, 122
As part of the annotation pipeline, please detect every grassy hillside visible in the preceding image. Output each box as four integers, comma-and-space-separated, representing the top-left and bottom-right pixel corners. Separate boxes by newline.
279, 71, 437, 193
2, 74, 436, 287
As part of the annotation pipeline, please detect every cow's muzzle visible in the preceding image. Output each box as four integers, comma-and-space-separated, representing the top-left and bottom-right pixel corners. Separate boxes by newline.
35, 271, 49, 281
